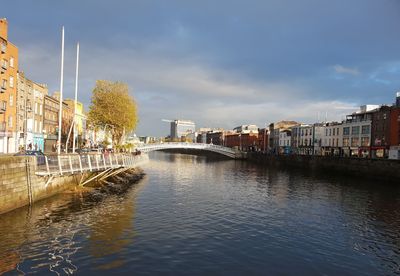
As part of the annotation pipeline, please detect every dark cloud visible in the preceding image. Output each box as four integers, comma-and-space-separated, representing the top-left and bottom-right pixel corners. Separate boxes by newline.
2, 0, 400, 135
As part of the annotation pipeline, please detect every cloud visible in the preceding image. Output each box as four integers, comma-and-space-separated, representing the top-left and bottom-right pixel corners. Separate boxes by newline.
333, 65, 360, 76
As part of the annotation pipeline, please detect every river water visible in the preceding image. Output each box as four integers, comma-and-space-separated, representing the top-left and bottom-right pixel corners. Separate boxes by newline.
0, 151, 399, 275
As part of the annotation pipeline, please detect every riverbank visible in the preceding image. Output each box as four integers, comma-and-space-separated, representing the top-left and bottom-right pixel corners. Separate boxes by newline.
247, 153, 400, 182
0, 155, 145, 215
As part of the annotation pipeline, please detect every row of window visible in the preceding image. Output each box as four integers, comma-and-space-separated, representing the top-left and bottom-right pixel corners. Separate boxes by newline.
343, 125, 370, 136
343, 137, 370, 147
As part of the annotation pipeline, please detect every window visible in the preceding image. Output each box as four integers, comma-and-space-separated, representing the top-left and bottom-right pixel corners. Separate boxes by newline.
361, 125, 370, 134
40, 104, 42, 115
333, 128, 335, 136
9, 76, 14, 88
361, 137, 370, 146
343, 127, 350, 135
343, 138, 350, 147
8, 116, 12, 128
351, 126, 360, 135
9, 95, 13, 106
10, 57, 14, 68
329, 129, 332, 136
351, 137, 360, 147
35, 102, 38, 114
1, 79, 7, 88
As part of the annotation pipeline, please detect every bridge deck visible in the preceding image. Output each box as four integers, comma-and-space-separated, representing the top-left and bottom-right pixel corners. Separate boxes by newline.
35, 153, 148, 176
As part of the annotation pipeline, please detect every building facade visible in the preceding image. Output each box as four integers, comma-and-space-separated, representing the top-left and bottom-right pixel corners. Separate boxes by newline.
43, 95, 59, 152
170, 119, 195, 140
0, 18, 18, 153
320, 122, 343, 156
342, 109, 372, 157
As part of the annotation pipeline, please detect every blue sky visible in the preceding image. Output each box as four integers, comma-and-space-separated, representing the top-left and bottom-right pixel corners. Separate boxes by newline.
3, 0, 400, 136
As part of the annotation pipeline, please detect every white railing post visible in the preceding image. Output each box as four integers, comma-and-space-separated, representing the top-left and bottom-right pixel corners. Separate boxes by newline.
45, 156, 50, 175
69, 155, 74, 174
122, 155, 126, 167
88, 154, 92, 171
79, 155, 83, 173
58, 155, 63, 175
110, 154, 113, 168
103, 154, 106, 169
96, 154, 100, 170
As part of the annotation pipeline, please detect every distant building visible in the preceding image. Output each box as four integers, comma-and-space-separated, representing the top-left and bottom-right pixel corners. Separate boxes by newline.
170, 119, 195, 140
233, 124, 258, 134
342, 107, 373, 157
320, 122, 343, 156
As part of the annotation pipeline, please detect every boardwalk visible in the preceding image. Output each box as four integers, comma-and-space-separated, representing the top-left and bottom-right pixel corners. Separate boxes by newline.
35, 153, 148, 177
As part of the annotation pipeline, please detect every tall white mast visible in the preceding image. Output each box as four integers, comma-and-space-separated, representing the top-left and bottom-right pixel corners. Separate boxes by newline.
57, 26, 65, 154
72, 42, 79, 153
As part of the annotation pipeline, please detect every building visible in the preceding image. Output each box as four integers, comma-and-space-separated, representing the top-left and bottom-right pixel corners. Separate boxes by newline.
206, 131, 224, 145
64, 99, 87, 147
342, 107, 372, 157
290, 124, 323, 155
320, 122, 343, 156
370, 105, 391, 158
278, 129, 291, 154
170, 119, 195, 140
43, 94, 59, 152
233, 124, 259, 134
16, 72, 33, 151
0, 18, 18, 153
31, 81, 47, 151
256, 127, 268, 152
269, 121, 298, 154
225, 132, 258, 151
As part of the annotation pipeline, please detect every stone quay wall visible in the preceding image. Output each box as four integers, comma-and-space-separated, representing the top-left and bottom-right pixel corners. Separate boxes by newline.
0, 156, 87, 215
247, 153, 400, 182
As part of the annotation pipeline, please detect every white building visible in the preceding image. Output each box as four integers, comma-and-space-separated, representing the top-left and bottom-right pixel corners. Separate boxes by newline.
321, 122, 343, 156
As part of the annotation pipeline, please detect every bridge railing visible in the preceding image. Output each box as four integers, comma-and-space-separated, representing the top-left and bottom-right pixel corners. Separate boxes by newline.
35, 153, 147, 176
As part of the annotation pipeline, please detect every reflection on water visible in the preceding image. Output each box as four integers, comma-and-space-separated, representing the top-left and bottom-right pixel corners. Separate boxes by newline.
1, 151, 400, 275
0, 177, 147, 275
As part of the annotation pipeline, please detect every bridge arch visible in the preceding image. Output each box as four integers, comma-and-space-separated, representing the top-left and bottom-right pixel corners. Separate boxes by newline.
135, 142, 244, 159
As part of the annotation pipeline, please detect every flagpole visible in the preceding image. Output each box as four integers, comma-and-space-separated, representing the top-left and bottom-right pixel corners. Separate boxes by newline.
57, 26, 65, 155
72, 42, 79, 153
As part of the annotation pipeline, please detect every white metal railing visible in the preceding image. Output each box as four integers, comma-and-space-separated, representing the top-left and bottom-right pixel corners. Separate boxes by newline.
136, 142, 241, 158
35, 153, 148, 176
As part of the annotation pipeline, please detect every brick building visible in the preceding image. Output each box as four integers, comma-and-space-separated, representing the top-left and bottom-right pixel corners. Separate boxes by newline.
0, 18, 18, 153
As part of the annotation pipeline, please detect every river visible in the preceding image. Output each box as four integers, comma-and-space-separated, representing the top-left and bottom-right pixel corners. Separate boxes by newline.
0, 151, 399, 275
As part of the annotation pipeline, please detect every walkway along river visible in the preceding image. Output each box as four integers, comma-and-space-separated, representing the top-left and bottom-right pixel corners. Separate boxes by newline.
0, 151, 399, 274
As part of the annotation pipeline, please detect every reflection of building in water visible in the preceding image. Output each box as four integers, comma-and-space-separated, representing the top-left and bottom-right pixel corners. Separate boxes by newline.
0, 176, 147, 274
87, 177, 148, 267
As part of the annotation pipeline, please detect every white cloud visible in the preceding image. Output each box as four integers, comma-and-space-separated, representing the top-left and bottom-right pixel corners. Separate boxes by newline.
333, 64, 360, 76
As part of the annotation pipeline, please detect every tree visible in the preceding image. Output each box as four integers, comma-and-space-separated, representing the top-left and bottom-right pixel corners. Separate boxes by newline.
88, 80, 138, 146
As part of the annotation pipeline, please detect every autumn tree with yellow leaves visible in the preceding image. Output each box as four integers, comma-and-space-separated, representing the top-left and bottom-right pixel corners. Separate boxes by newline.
88, 80, 138, 146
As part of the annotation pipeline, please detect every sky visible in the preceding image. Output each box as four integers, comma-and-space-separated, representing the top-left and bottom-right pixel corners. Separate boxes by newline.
2, 0, 400, 136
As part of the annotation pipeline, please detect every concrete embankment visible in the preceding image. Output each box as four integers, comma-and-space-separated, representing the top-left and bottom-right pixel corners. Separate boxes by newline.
0, 156, 91, 215
247, 153, 400, 182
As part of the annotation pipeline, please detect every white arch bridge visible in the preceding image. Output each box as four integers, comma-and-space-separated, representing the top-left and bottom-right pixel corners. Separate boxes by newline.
136, 142, 245, 159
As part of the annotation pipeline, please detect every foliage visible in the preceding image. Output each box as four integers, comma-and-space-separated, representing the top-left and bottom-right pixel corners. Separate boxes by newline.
88, 80, 138, 146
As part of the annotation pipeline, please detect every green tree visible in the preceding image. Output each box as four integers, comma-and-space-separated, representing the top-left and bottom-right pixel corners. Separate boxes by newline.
88, 80, 138, 146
